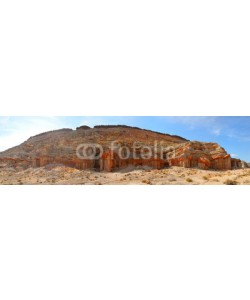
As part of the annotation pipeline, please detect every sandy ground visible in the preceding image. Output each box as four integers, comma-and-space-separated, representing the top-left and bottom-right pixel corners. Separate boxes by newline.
0, 165, 250, 185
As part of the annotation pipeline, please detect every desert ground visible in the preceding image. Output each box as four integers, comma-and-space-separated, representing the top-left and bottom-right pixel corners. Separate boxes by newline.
0, 165, 250, 185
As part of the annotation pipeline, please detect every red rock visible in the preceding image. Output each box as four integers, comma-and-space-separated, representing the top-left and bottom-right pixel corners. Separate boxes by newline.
0, 126, 244, 172
167, 142, 233, 170
231, 158, 242, 169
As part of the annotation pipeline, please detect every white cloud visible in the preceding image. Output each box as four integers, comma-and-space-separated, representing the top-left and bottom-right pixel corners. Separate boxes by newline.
166, 116, 223, 136
231, 153, 238, 158
0, 117, 11, 125
0, 117, 66, 151
211, 128, 221, 136
78, 117, 111, 128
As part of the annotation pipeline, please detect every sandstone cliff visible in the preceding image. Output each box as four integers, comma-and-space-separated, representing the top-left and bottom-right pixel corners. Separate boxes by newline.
0, 125, 245, 172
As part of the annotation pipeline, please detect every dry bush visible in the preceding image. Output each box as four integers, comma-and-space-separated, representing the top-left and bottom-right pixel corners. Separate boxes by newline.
203, 176, 209, 180
186, 178, 193, 183
142, 179, 152, 185
168, 177, 176, 182
224, 179, 238, 185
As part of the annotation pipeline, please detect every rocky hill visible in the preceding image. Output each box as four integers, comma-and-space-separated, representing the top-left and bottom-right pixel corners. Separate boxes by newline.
0, 125, 245, 171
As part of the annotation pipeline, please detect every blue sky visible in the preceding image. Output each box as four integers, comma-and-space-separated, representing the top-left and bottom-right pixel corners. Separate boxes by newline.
0, 116, 250, 161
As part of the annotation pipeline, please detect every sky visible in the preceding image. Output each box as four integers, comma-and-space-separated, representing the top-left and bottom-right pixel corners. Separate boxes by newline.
0, 116, 250, 161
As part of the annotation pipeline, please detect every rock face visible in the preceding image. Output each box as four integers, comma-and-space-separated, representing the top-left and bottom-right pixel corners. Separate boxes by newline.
0, 157, 31, 171
0, 125, 245, 172
99, 150, 168, 172
76, 125, 91, 130
167, 142, 232, 170
240, 161, 249, 168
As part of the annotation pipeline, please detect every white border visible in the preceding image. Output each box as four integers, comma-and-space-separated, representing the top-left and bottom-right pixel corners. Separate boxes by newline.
1, 0, 250, 298
1, 186, 250, 299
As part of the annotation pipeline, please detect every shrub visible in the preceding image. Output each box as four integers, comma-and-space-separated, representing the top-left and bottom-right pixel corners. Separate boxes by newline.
142, 179, 152, 185
168, 177, 176, 182
186, 178, 193, 183
224, 179, 238, 185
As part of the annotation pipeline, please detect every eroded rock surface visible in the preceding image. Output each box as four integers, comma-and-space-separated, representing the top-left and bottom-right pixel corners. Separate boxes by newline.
0, 125, 245, 172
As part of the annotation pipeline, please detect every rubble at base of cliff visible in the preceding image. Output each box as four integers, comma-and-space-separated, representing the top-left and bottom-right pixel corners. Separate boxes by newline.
0, 165, 250, 185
